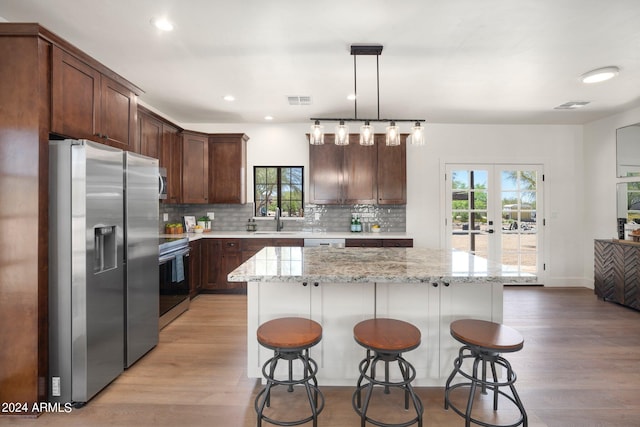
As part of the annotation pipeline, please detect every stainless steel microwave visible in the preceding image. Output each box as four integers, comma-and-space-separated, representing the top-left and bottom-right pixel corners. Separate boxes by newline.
158, 167, 168, 199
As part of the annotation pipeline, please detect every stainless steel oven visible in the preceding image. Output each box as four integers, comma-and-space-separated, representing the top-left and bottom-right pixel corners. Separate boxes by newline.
158, 237, 190, 329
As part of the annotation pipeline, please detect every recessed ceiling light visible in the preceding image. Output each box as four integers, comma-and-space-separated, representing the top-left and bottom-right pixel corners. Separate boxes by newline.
347, 94, 356, 101
264, 116, 274, 121
151, 17, 174, 32
580, 66, 619, 84
223, 95, 235, 102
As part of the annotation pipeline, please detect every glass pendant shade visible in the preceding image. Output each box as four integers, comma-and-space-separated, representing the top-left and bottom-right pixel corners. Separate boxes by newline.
310, 120, 324, 145
386, 121, 400, 146
410, 122, 425, 146
335, 121, 350, 145
359, 122, 375, 146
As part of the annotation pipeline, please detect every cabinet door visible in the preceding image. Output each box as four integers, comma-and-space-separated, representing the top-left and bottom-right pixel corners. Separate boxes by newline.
376, 283, 440, 383
377, 134, 407, 204
161, 125, 182, 204
188, 240, 202, 298
209, 134, 248, 204
139, 111, 162, 158
311, 282, 375, 384
250, 282, 311, 377
439, 282, 501, 377
309, 136, 342, 204
594, 240, 615, 300
51, 47, 100, 141
343, 135, 377, 204
100, 75, 138, 151
182, 132, 209, 204
622, 245, 640, 310
203, 239, 222, 290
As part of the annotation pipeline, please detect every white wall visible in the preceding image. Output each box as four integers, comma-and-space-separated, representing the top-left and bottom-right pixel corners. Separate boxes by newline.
184, 121, 590, 287
582, 105, 640, 282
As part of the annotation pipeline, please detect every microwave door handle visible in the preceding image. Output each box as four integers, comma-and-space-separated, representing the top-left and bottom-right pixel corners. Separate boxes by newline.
158, 173, 166, 197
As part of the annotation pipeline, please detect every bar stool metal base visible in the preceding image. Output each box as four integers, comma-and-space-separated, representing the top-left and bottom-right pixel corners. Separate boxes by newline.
255, 347, 324, 427
444, 345, 527, 427
352, 349, 424, 427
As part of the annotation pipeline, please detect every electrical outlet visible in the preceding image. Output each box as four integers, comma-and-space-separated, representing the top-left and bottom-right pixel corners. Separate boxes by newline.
207, 212, 215, 220
314, 213, 321, 221
162, 213, 169, 221
52, 377, 60, 396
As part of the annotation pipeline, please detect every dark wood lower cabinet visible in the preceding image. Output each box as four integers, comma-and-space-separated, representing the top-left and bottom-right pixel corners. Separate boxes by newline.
193, 237, 410, 296
594, 239, 640, 311
188, 240, 202, 298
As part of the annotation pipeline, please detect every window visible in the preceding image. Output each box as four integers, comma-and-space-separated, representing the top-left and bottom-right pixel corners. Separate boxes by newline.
254, 166, 304, 218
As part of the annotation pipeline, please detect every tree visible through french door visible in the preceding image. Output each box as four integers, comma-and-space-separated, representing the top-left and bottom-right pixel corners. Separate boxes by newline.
444, 164, 544, 277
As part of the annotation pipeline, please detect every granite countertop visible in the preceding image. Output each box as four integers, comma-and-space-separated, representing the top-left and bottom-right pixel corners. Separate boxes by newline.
160, 231, 411, 241
228, 246, 537, 284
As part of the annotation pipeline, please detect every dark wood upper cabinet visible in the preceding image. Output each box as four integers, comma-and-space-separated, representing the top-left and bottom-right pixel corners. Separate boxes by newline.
138, 109, 162, 159
377, 134, 407, 204
208, 133, 249, 204
182, 131, 209, 204
309, 135, 343, 204
343, 135, 377, 204
309, 134, 404, 205
51, 46, 138, 151
162, 124, 182, 204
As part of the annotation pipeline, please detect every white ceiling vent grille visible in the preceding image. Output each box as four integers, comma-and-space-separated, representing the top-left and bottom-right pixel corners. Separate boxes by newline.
554, 101, 590, 109
288, 96, 312, 106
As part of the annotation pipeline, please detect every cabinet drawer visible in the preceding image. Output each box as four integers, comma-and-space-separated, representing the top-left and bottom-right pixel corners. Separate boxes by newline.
273, 238, 304, 247
242, 238, 272, 251
382, 239, 413, 248
221, 238, 241, 252
346, 239, 382, 247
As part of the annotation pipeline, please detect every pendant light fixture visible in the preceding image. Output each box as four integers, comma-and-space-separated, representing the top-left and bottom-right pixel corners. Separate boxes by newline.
360, 121, 375, 145
335, 120, 350, 145
310, 44, 426, 147
310, 120, 324, 145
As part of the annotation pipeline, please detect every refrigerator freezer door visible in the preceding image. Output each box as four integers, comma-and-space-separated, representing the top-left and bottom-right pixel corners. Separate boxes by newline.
124, 152, 159, 367
49, 140, 125, 404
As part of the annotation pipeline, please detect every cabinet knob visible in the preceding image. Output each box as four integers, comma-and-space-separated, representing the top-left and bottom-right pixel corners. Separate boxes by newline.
313, 282, 319, 287
443, 282, 450, 287
302, 282, 308, 286
432, 282, 438, 287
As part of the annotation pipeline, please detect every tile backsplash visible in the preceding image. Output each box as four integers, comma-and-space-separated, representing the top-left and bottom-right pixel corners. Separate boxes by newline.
160, 203, 405, 233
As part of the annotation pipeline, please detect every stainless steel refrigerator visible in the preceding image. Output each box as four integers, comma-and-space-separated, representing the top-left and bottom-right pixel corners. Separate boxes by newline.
123, 151, 159, 368
49, 140, 159, 405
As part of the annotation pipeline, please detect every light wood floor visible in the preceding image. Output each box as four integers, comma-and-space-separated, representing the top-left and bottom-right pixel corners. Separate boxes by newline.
4, 287, 640, 427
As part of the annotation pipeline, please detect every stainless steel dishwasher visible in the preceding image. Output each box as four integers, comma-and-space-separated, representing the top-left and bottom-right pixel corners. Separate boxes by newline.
303, 238, 346, 248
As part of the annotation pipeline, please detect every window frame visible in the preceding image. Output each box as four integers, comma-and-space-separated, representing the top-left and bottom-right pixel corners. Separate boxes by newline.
253, 166, 304, 218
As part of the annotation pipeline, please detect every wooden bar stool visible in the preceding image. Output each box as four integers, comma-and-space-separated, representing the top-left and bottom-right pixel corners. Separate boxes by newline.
255, 317, 324, 427
444, 319, 527, 427
352, 318, 424, 427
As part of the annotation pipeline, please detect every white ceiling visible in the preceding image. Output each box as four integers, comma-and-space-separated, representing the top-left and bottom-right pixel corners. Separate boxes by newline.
2, 0, 640, 125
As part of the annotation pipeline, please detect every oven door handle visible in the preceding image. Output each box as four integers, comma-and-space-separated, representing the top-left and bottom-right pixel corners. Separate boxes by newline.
159, 247, 191, 264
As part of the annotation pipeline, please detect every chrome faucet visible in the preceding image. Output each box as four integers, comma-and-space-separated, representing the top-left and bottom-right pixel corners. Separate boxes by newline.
275, 207, 283, 231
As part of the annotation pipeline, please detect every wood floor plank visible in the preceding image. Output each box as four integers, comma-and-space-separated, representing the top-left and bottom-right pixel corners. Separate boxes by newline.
3, 288, 640, 426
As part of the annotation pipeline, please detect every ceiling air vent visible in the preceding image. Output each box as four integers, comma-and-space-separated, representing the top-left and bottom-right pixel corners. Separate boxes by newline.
288, 96, 312, 106
554, 101, 590, 110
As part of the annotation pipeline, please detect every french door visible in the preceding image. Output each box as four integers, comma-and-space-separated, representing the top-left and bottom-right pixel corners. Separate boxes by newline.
444, 164, 543, 277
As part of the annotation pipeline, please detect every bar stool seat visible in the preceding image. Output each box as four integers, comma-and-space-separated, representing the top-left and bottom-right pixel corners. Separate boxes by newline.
255, 317, 324, 427
444, 319, 527, 427
353, 318, 424, 427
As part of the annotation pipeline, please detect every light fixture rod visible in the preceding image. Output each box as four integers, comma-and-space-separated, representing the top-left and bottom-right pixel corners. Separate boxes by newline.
376, 53, 380, 120
354, 54, 358, 120
310, 118, 425, 123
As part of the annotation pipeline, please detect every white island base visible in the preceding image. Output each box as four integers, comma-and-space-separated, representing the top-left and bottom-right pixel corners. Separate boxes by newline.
247, 280, 503, 387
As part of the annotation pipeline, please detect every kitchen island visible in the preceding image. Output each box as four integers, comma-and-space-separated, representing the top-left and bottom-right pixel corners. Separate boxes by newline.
229, 246, 536, 386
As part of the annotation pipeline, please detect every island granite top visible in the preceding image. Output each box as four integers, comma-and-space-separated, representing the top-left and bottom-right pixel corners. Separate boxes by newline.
228, 246, 537, 284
